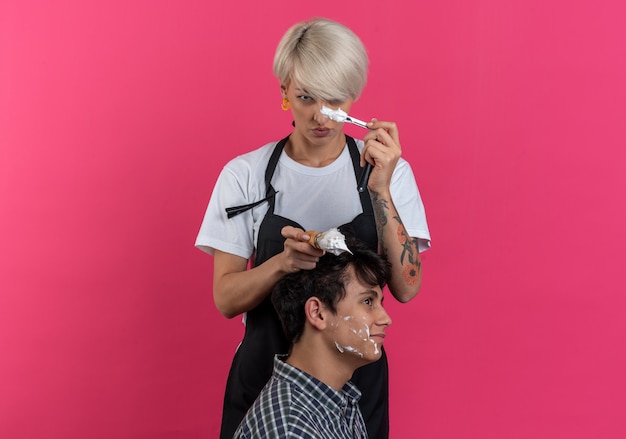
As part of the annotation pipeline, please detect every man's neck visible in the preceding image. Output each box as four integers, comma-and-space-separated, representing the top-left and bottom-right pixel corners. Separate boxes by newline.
286, 342, 356, 391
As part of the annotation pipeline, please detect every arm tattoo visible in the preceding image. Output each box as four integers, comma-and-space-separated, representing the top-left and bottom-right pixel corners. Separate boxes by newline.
371, 191, 422, 286
396, 216, 422, 285
371, 190, 389, 254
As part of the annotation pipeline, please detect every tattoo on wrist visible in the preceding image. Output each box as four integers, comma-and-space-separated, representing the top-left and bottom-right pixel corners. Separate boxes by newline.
371, 191, 389, 227
371, 190, 389, 253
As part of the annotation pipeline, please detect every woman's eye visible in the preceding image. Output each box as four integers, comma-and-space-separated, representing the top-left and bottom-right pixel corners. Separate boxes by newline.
363, 298, 372, 306
298, 95, 314, 103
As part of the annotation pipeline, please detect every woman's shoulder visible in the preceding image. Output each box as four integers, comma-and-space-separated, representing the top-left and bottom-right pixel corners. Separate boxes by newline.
222, 139, 282, 176
228, 141, 278, 164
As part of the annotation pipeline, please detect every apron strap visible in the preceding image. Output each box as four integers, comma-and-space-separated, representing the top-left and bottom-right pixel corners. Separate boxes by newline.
225, 136, 288, 219
264, 135, 289, 193
346, 136, 374, 216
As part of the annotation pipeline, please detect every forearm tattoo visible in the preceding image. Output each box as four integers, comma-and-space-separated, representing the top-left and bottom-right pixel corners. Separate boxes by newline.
372, 191, 422, 286
371, 191, 389, 253
395, 216, 422, 285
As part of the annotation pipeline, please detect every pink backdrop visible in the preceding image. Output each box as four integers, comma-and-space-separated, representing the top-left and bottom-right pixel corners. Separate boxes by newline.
2, 1, 625, 438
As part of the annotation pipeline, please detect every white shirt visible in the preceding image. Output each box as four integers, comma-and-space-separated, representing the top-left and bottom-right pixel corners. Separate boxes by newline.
195, 139, 430, 259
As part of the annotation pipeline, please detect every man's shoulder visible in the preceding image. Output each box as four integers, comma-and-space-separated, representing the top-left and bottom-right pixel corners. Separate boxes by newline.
264, 376, 324, 414
236, 379, 311, 434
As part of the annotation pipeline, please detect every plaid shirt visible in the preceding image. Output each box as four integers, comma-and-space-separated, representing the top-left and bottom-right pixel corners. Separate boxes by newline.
234, 355, 368, 438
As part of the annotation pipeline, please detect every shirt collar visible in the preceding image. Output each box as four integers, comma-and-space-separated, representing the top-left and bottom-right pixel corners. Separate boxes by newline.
272, 355, 362, 411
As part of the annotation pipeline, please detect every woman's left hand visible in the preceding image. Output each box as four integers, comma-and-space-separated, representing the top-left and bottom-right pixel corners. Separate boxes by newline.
361, 119, 402, 194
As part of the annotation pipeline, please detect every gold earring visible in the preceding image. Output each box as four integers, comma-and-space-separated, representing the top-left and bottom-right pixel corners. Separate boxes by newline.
281, 98, 291, 111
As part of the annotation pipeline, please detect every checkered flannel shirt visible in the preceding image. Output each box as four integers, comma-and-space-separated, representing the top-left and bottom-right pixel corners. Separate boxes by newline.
234, 355, 368, 438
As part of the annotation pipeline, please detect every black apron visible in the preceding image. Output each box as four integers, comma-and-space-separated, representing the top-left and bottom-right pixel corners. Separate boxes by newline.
220, 135, 389, 439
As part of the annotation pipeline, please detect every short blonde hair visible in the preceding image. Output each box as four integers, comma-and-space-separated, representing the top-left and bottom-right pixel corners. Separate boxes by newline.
273, 18, 369, 102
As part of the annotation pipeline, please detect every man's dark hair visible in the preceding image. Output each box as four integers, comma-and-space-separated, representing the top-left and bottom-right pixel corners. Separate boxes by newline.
271, 237, 390, 344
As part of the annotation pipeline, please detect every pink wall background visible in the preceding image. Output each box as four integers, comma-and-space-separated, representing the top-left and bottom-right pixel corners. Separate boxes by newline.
2, 0, 625, 438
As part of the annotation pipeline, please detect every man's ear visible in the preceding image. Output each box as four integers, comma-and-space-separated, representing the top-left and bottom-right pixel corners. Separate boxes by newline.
304, 297, 328, 331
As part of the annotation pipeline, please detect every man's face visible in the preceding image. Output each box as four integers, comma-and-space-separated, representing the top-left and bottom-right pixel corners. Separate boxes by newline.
326, 266, 392, 365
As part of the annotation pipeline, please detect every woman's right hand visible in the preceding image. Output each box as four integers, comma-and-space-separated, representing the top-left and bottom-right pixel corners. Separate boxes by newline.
279, 226, 325, 273
361, 119, 402, 195
212, 226, 324, 318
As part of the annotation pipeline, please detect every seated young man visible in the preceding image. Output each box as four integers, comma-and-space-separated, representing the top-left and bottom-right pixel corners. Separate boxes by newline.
234, 240, 392, 438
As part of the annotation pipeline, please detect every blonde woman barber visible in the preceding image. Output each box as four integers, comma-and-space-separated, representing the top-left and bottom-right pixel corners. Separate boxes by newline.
196, 17, 431, 439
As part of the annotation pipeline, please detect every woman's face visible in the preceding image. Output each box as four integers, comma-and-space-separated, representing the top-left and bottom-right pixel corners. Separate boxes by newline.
282, 81, 354, 147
